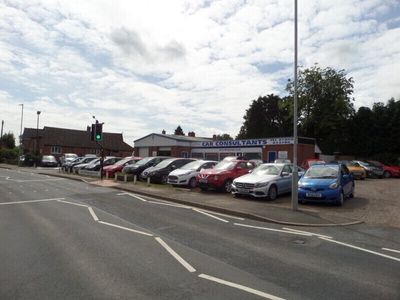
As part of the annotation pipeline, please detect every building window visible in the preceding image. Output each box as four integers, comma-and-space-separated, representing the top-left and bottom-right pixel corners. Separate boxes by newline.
51, 146, 61, 154
181, 151, 188, 158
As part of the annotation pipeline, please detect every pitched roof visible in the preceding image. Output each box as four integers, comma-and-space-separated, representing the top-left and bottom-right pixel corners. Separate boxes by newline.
23, 126, 133, 152
134, 133, 212, 143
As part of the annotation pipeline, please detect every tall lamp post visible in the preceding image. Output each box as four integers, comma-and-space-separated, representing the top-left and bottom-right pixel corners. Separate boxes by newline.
36, 111, 41, 155
18, 104, 24, 167
291, 0, 299, 210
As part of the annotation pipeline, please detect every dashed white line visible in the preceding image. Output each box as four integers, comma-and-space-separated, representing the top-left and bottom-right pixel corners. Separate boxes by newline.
155, 237, 196, 273
57, 200, 88, 208
234, 223, 312, 236
282, 227, 332, 239
382, 247, 400, 254
319, 237, 400, 262
193, 208, 229, 223
198, 274, 286, 300
0, 198, 65, 205
98, 220, 153, 237
88, 207, 99, 221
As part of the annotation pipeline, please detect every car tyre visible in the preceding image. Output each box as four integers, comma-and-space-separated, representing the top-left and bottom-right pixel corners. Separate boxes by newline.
188, 177, 197, 189
349, 184, 355, 198
383, 171, 391, 178
224, 179, 233, 193
337, 191, 344, 206
267, 185, 277, 201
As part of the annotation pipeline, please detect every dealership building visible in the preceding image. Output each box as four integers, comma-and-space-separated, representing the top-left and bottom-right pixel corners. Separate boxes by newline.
133, 132, 320, 163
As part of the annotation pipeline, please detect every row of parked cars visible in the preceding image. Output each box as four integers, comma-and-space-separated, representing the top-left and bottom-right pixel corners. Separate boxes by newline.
59, 154, 399, 206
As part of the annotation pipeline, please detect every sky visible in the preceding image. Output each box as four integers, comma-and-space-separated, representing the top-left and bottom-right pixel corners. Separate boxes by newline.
0, 0, 399, 146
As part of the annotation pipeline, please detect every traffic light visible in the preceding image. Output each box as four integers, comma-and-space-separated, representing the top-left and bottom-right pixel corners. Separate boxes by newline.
90, 124, 95, 141
95, 123, 103, 141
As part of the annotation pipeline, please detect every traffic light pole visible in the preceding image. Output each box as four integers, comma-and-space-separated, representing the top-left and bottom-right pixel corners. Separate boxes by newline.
96, 141, 104, 180
91, 120, 104, 180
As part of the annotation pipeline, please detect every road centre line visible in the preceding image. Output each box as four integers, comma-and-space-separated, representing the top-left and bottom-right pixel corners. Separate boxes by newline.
98, 220, 153, 237
193, 208, 229, 223
198, 274, 286, 300
382, 247, 400, 254
0, 198, 65, 205
319, 237, 400, 262
147, 200, 191, 208
234, 223, 312, 236
88, 207, 99, 221
155, 237, 196, 273
282, 227, 332, 239
118, 192, 148, 202
57, 200, 89, 208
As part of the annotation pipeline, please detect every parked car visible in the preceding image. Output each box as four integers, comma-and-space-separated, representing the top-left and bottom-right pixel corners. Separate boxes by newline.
73, 158, 100, 174
82, 156, 122, 172
300, 158, 325, 170
167, 160, 217, 188
197, 160, 255, 192
140, 158, 196, 183
122, 156, 170, 176
298, 163, 354, 206
64, 156, 97, 172
60, 153, 78, 164
338, 160, 366, 180
366, 160, 400, 178
232, 163, 295, 200
40, 155, 58, 167
353, 160, 384, 178
102, 156, 142, 177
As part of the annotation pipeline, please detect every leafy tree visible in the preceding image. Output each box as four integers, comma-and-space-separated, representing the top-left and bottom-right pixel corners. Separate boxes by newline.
286, 66, 355, 154
174, 125, 184, 136
236, 94, 291, 139
215, 134, 233, 140
0, 132, 15, 149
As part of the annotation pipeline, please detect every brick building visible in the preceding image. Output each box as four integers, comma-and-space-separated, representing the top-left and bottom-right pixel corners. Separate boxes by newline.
133, 132, 319, 162
21, 126, 133, 158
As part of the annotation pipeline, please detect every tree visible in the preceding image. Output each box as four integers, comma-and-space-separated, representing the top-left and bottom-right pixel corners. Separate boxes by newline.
286, 66, 355, 154
174, 125, 184, 136
215, 134, 233, 140
236, 94, 291, 139
0, 132, 15, 149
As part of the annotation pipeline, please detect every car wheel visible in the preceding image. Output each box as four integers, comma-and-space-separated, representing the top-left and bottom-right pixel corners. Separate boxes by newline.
349, 184, 355, 198
188, 177, 197, 189
224, 179, 233, 193
383, 171, 391, 178
337, 191, 344, 206
161, 175, 168, 184
267, 185, 277, 201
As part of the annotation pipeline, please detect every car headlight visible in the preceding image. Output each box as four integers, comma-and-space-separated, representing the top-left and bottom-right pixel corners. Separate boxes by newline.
298, 181, 305, 188
329, 181, 339, 189
254, 182, 269, 188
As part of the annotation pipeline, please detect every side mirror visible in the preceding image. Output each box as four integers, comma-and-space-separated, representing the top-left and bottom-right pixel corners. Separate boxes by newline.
298, 171, 304, 178
171, 164, 176, 169
343, 174, 349, 179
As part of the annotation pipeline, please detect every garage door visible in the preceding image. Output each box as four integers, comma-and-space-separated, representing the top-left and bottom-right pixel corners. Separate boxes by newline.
139, 147, 149, 157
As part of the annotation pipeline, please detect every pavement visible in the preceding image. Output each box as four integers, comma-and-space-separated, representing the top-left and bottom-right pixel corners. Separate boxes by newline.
0, 164, 363, 227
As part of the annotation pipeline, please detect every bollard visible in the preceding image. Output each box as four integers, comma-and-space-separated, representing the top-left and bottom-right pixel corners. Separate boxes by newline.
124, 174, 127, 182
114, 173, 117, 181
133, 175, 137, 185
147, 177, 150, 186
59, 167, 61, 173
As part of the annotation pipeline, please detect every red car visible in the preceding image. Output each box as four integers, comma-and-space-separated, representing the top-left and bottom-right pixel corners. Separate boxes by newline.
300, 158, 326, 170
197, 160, 255, 192
103, 156, 142, 177
367, 160, 400, 178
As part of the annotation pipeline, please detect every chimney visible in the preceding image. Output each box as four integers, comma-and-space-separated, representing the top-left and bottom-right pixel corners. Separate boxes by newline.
212, 134, 217, 140
162, 129, 166, 134
188, 131, 195, 137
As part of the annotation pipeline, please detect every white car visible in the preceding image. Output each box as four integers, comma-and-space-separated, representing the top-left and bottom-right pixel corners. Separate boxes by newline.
167, 160, 217, 188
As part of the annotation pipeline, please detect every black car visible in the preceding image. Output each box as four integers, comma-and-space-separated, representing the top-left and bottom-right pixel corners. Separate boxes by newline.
83, 157, 122, 171
122, 156, 170, 176
41, 155, 58, 167
140, 158, 196, 184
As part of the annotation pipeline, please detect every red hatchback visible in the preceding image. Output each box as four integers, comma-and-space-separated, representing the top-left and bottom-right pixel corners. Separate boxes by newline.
367, 160, 400, 178
197, 160, 255, 192
103, 156, 142, 177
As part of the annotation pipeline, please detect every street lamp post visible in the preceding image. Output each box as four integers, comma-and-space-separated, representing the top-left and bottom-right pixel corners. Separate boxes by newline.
36, 111, 41, 155
291, 0, 299, 210
18, 104, 24, 167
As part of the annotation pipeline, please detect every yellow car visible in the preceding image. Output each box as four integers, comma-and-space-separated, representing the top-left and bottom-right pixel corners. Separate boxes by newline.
339, 160, 366, 179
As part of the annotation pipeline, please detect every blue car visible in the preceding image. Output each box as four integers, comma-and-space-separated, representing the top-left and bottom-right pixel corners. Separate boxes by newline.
298, 163, 354, 206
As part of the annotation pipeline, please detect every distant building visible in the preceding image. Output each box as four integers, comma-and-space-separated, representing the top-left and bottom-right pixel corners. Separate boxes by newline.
21, 126, 133, 158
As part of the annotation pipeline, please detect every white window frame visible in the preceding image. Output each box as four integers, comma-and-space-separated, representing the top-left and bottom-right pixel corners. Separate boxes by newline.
51, 146, 61, 154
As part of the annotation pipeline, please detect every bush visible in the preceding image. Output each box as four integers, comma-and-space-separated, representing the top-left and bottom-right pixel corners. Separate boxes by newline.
0, 148, 19, 163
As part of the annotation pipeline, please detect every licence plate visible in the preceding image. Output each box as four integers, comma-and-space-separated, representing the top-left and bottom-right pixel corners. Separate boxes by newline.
199, 179, 207, 183
306, 192, 322, 198
238, 188, 250, 193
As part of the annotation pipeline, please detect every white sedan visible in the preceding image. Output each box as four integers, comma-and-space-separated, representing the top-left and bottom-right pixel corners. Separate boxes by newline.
167, 160, 217, 188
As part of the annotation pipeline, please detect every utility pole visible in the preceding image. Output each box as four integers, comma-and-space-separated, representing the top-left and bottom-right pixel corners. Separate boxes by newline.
0, 120, 3, 138
291, 0, 299, 211
18, 104, 24, 167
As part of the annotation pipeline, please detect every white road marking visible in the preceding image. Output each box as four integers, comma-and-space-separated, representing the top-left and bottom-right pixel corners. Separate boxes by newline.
155, 237, 196, 273
193, 208, 229, 223
282, 227, 332, 239
234, 223, 312, 236
0, 198, 65, 205
117, 192, 148, 202
98, 220, 153, 237
88, 207, 99, 221
196, 209, 245, 221
6, 178, 64, 182
198, 274, 286, 300
57, 200, 88, 208
148, 200, 189, 208
382, 247, 400, 254
319, 237, 400, 262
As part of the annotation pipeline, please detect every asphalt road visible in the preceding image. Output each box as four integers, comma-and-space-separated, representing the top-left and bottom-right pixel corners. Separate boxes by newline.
0, 168, 399, 300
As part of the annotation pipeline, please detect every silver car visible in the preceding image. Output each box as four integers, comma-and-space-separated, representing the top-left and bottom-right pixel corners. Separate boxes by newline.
231, 163, 294, 200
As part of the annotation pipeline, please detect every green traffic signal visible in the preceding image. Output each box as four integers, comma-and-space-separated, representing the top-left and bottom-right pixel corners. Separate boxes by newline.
95, 134, 101, 141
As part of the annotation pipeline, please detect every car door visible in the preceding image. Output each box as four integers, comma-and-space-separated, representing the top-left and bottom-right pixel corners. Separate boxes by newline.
279, 164, 293, 194
340, 165, 352, 195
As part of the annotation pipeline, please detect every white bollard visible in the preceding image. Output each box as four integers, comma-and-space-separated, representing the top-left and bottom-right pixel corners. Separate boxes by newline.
106, 172, 109, 179
114, 173, 117, 181
133, 175, 137, 184
147, 177, 150, 186
124, 174, 127, 182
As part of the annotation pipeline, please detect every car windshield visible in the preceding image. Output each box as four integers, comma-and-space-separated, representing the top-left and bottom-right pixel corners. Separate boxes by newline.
252, 164, 282, 176
154, 158, 175, 168
214, 161, 236, 170
305, 166, 339, 178
65, 154, 77, 158
135, 157, 156, 166
43, 156, 56, 161
341, 160, 356, 167
114, 157, 132, 166
309, 160, 325, 166
180, 160, 202, 170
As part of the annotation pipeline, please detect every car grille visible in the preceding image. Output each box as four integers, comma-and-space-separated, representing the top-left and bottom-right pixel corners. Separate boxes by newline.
303, 187, 325, 192
169, 176, 178, 180
235, 182, 255, 189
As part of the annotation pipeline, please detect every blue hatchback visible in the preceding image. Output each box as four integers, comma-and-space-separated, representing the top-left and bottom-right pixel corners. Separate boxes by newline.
298, 163, 354, 206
